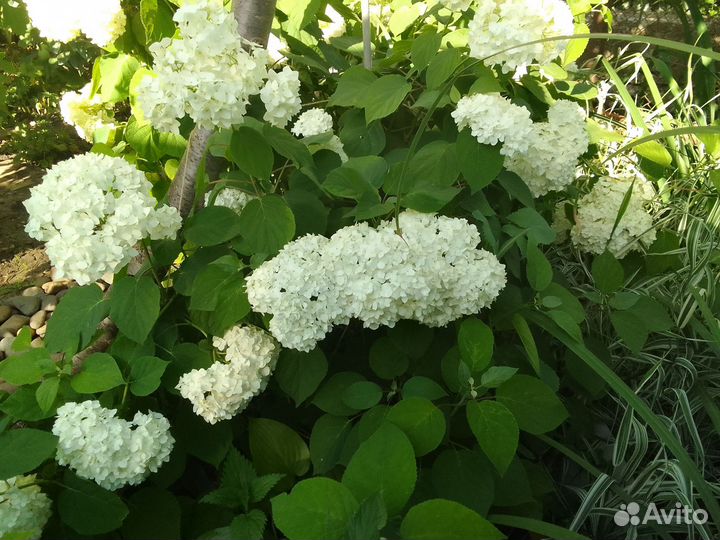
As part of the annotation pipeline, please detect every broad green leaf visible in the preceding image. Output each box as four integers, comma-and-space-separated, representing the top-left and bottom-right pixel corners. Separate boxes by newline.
511, 314, 540, 374
343, 381, 383, 410
386, 397, 446, 456
458, 318, 494, 374
363, 75, 412, 124
139, 0, 175, 44
480, 366, 518, 388
629, 296, 673, 333
329, 66, 377, 107
275, 348, 328, 406
467, 400, 519, 475
507, 208, 556, 245
110, 275, 161, 343
190, 255, 242, 311
313, 372, 365, 416
272, 478, 358, 540
0, 348, 54, 385
411, 29, 442, 71
71, 353, 125, 394
284, 189, 329, 236
456, 130, 503, 193
249, 418, 310, 477
490, 514, 590, 540
237, 195, 296, 254
229, 126, 274, 180
98, 53, 140, 103
496, 375, 568, 434
592, 250, 624, 294
342, 422, 416, 516
426, 48, 462, 89
264, 124, 313, 167
310, 414, 353, 475
526, 242, 553, 291
45, 285, 109, 354
610, 310, 648, 354
402, 376, 448, 401
345, 493, 387, 540
230, 510, 266, 540
0, 428, 57, 480
184, 206, 243, 246
431, 450, 495, 516
325, 167, 379, 202
400, 499, 504, 540
129, 356, 169, 396
369, 337, 409, 380
36, 377, 60, 412
122, 487, 181, 540
58, 472, 129, 535
339, 110, 386, 156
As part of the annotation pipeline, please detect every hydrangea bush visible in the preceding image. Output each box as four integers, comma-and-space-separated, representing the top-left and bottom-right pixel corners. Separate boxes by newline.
2, 0, 719, 539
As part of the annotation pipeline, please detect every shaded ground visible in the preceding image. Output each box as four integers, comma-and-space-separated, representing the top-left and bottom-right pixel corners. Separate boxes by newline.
0, 157, 50, 295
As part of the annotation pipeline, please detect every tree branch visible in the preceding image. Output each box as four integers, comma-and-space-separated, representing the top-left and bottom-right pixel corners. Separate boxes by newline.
233, 0, 277, 47
166, 127, 214, 218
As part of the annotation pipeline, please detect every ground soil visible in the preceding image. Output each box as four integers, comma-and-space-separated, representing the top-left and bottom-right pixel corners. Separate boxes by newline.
0, 157, 50, 296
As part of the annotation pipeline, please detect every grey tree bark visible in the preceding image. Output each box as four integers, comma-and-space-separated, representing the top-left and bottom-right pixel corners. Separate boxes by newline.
167, 0, 278, 218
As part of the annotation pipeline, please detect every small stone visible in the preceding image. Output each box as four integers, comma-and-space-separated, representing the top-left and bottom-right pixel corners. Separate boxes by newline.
8, 295, 41, 316
40, 294, 58, 312
29, 311, 47, 330
30, 337, 44, 349
36, 324, 47, 338
101, 272, 114, 285
0, 305, 12, 325
0, 336, 15, 355
95, 281, 109, 292
0, 315, 29, 338
56, 289, 70, 299
42, 280, 72, 295
22, 286, 43, 297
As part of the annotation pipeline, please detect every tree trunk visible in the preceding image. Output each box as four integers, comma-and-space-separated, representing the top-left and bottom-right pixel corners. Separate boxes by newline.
167, 0, 278, 218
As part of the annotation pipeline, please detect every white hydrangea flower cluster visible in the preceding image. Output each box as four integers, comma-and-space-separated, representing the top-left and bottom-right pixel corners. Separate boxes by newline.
291, 108, 348, 162
439, 0, 474, 11
24, 153, 182, 285
59, 83, 115, 142
453, 96, 588, 196
25, 0, 126, 46
570, 176, 657, 257
452, 93, 535, 155
320, 5, 347, 40
205, 187, 256, 214
136, 0, 271, 134
246, 211, 507, 351
52, 400, 174, 490
260, 66, 302, 128
505, 100, 590, 196
176, 325, 280, 424
468, 0, 574, 75
0, 475, 52, 540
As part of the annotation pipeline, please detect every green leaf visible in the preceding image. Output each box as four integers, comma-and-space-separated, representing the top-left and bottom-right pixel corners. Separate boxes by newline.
526, 243, 553, 291
411, 29, 443, 71
456, 131, 503, 193
511, 314, 540, 374
129, 356, 169, 397
249, 418, 310, 477
402, 376, 448, 401
431, 450, 495, 516
592, 250, 624, 294
36, 377, 60, 412
345, 493, 387, 540
342, 422, 416, 516
339, 109, 386, 156
184, 206, 243, 246
45, 285, 108, 354
496, 375, 568, 434
264, 124, 313, 167
629, 296, 673, 333
272, 478, 358, 540
98, 53, 140, 103
110, 275, 161, 343
489, 514, 590, 540
0, 348, 54, 385
400, 499, 505, 540
313, 372, 365, 415
310, 414, 353, 475
610, 310, 648, 354
458, 318, 494, 374
426, 48, 462, 89
480, 367, 518, 388
507, 208, 556, 245
230, 510, 266, 540
325, 167, 379, 201
237, 195, 296, 254
229, 126, 274, 180
467, 400, 519, 475
139, 0, 175, 44
285, 189, 329, 236
386, 397, 446, 456
343, 381, 383, 410
369, 337, 409, 380
71, 353, 125, 394
275, 348, 328, 406
251, 474, 284, 503
190, 255, 242, 311
58, 472, 129, 534
363, 75, 412, 124
0, 428, 57, 480
329, 66, 377, 107
122, 487, 181, 540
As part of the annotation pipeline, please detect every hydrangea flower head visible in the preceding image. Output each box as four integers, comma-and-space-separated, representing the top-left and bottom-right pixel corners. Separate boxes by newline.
177, 325, 280, 424
24, 153, 181, 285
53, 400, 174, 490
59, 83, 115, 142
0, 475, 52, 540
205, 187, 256, 214
291, 108, 335, 138
260, 67, 302, 128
